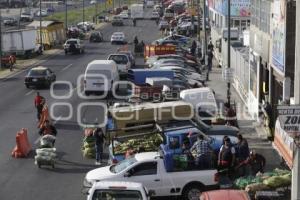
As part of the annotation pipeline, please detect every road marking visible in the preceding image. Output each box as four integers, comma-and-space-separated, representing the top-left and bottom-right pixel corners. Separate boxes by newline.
62, 64, 73, 71
25, 90, 34, 96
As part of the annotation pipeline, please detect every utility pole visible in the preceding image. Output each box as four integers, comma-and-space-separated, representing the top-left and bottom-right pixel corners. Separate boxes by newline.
65, 0, 68, 31
227, 0, 231, 106
39, 0, 43, 49
197, 0, 200, 43
0, 8, 2, 69
203, 0, 207, 55
292, 0, 300, 199
83, 0, 85, 23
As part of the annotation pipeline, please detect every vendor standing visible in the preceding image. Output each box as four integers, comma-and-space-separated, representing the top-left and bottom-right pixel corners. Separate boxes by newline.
218, 137, 236, 175
190, 135, 212, 169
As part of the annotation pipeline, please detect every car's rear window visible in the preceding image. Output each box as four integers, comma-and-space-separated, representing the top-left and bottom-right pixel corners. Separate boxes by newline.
66, 40, 77, 45
28, 70, 47, 76
109, 55, 128, 64
92, 189, 143, 200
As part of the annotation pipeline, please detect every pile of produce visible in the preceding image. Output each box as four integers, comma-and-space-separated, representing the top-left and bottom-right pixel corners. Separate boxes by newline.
34, 148, 56, 165
82, 130, 96, 159
114, 133, 163, 155
234, 168, 291, 193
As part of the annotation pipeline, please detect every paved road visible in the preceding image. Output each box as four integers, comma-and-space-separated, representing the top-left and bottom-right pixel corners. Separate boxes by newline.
0, 9, 160, 200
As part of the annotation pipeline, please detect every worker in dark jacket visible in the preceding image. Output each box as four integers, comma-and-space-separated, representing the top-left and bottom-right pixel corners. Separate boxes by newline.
93, 128, 106, 165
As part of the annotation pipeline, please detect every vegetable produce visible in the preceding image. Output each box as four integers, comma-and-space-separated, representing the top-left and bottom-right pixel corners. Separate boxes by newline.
114, 133, 163, 154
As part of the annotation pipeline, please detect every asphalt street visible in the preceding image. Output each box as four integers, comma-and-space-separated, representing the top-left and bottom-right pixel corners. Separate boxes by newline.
0, 9, 161, 200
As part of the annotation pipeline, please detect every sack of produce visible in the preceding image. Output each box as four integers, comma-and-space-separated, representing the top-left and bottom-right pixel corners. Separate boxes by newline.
36, 149, 57, 158
234, 176, 261, 189
83, 136, 95, 144
263, 175, 291, 188
245, 183, 269, 193
35, 155, 53, 162
83, 141, 95, 149
274, 168, 291, 176
83, 147, 96, 159
40, 135, 56, 147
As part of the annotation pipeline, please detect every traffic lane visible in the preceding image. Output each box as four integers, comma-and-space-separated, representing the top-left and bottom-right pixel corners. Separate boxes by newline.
0, 9, 158, 165
0, 10, 163, 200
0, 23, 135, 200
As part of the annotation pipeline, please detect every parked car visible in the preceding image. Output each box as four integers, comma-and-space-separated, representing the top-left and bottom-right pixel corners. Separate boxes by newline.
117, 50, 135, 67
151, 11, 160, 20
107, 53, 131, 75
119, 11, 129, 19
158, 20, 169, 30
200, 190, 251, 200
85, 181, 151, 200
24, 66, 56, 88
112, 16, 124, 26
3, 17, 17, 26
20, 11, 34, 22
47, 7, 55, 13
35, 10, 48, 17
90, 0, 96, 4
77, 22, 94, 32
83, 152, 218, 200
64, 38, 85, 54
111, 32, 126, 44
89, 31, 103, 42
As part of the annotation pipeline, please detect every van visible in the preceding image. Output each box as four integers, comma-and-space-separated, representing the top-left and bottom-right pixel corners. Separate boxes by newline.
84, 60, 119, 96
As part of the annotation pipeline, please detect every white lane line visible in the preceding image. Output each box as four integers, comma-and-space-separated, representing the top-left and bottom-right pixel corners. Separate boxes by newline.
62, 64, 73, 71
25, 90, 34, 96
34, 116, 62, 144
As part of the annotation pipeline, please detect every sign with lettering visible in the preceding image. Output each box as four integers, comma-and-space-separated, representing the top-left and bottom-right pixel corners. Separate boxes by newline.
277, 105, 300, 132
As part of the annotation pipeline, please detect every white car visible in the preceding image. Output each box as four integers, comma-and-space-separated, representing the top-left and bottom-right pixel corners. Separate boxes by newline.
107, 53, 131, 75
153, 65, 205, 82
151, 11, 160, 19
90, 0, 96, 4
111, 32, 126, 44
86, 181, 150, 200
119, 11, 129, 19
35, 10, 48, 17
83, 152, 218, 199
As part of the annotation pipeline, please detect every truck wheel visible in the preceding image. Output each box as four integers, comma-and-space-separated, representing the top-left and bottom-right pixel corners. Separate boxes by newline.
25, 84, 29, 89
182, 184, 203, 200
65, 50, 67, 55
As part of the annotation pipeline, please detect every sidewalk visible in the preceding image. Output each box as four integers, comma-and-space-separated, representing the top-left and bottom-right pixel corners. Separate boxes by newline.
0, 48, 62, 79
206, 64, 282, 171
0, 22, 108, 80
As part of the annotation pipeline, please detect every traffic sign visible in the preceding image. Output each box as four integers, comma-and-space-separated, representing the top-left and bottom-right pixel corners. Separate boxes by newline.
278, 105, 300, 132
222, 68, 234, 83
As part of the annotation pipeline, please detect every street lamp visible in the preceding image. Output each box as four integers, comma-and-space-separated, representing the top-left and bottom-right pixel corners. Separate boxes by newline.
227, 0, 231, 106
65, 0, 68, 31
39, 0, 43, 50
83, 0, 85, 24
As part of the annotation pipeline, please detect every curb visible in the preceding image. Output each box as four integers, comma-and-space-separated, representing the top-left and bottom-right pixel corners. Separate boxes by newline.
0, 22, 109, 80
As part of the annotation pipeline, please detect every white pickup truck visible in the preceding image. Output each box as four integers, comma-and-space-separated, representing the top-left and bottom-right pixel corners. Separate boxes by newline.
83, 152, 218, 200
86, 181, 150, 200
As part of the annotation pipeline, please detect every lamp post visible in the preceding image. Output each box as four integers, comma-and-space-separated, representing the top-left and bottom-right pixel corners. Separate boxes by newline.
227, 0, 231, 106
65, 0, 68, 31
0, 8, 2, 69
39, 0, 42, 49
83, 0, 85, 23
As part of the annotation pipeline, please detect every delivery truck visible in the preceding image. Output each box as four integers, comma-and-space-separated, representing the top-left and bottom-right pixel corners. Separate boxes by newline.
130, 4, 144, 19
2, 29, 38, 57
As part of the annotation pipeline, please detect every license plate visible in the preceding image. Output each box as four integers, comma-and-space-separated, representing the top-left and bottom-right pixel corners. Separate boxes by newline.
32, 78, 37, 82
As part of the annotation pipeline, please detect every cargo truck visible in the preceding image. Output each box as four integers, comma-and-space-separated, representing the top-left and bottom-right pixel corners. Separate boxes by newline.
130, 4, 144, 19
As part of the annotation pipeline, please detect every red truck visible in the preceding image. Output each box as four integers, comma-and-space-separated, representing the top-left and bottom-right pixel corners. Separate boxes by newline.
144, 44, 176, 60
